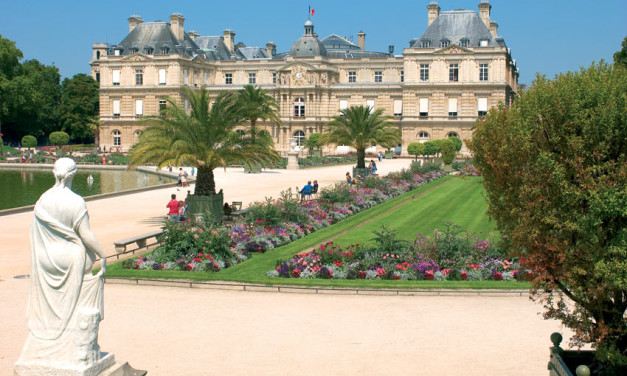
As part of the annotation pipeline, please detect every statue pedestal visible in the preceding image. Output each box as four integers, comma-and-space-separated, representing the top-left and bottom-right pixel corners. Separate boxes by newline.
286, 151, 299, 170
14, 353, 146, 376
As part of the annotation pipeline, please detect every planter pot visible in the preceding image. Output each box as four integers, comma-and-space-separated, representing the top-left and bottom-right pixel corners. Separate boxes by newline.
186, 190, 224, 223
384, 151, 394, 159
309, 150, 322, 157
244, 161, 262, 173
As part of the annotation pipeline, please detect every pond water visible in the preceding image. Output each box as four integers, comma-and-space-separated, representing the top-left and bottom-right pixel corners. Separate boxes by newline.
0, 168, 176, 210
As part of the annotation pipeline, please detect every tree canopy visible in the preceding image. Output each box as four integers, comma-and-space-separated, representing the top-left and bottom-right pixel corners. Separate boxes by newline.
59, 74, 99, 142
322, 106, 400, 168
129, 87, 279, 196
49, 131, 69, 146
406, 142, 425, 161
235, 85, 281, 144
468, 62, 626, 373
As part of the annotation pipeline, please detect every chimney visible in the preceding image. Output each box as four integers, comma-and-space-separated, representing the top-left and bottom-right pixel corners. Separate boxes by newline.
266, 42, 276, 57
169, 13, 185, 41
128, 15, 143, 33
489, 22, 498, 37
223, 29, 235, 53
478, 1, 491, 29
427, 1, 440, 27
357, 31, 366, 50
188, 30, 200, 41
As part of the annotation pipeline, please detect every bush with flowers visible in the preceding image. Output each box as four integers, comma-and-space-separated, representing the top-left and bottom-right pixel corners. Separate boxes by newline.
269, 224, 530, 281
122, 167, 446, 273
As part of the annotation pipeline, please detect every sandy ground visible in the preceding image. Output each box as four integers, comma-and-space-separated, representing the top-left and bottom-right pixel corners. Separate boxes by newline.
0, 160, 574, 375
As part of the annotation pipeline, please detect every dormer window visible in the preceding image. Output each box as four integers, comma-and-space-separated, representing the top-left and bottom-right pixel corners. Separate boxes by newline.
440, 39, 450, 48
144, 47, 154, 55
161, 46, 170, 55
420, 40, 431, 48
459, 39, 469, 48
479, 39, 489, 47
114, 48, 122, 56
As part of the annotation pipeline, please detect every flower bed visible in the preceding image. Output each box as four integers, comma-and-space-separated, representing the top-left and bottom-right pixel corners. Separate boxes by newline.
122, 168, 446, 272
268, 224, 530, 281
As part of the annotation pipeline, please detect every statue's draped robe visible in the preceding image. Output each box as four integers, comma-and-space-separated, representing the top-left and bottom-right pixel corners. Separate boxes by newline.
18, 186, 103, 366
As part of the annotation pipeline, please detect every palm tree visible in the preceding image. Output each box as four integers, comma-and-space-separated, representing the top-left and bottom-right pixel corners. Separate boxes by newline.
236, 85, 281, 144
322, 106, 401, 169
128, 87, 279, 196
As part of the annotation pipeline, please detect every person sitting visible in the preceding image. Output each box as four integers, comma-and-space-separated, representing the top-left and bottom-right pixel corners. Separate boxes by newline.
356, 170, 367, 184
346, 172, 354, 184
179, 200, 188, 221
312, 180, 319, 194
300, 181, 313, 201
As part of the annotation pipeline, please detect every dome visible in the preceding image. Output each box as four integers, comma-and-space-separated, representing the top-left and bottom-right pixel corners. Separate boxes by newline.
289, 20, 327, 57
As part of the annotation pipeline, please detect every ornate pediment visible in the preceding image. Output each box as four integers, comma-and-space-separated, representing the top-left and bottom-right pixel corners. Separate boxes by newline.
123, 53, 150, 62
436, 45, 471, 54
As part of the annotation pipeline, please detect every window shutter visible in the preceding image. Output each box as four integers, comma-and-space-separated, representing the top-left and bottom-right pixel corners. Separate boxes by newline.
113, 100, 120, 115
112, 69, 120, 84
366, 100, 375, 113
448, 98, 458, 113
419, 98, 429, 113
393, 100, 403, 115
478, 98, 488, 112
135, 100, 143, 115
339, 99, 348, 111
159, 69, 166, 84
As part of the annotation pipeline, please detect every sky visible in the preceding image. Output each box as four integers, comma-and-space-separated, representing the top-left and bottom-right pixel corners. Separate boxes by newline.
0, 0, 625, 85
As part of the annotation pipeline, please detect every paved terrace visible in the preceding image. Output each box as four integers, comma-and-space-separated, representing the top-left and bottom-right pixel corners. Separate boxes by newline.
0, 160, 575, 375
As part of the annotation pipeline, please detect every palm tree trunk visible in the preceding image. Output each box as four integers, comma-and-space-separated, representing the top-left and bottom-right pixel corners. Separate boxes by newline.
357, 148, 366, 168
250, 118, 257, 144
195, 166, 216, 195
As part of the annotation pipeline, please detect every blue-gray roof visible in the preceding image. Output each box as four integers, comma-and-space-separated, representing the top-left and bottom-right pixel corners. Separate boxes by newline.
410, 10, 504, 48
115, 22, 203, 57
238, 47, 269, 60
289, 20, 327, 57
193, 36, 245, 60
320, 34, 360, 51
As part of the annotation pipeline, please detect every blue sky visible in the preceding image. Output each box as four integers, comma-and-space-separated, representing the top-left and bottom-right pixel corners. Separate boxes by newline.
1, 0, 625, 84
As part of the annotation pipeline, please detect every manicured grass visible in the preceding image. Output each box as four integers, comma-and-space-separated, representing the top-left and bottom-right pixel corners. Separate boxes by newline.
333, 176, 497, 247
105, 176, 529, 290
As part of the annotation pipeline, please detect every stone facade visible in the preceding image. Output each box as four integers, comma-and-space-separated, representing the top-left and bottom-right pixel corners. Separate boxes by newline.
91, 1, 518, 156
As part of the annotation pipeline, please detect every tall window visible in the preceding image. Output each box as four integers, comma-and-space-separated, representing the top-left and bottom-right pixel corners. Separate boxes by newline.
393, 100, 402, 116
339, 99, 348, 114
135, 69, 143, 85
348, 71, 356, 83
159, 99, 167, 115
113, 130, 121, 146
478, 98, 488, 116
183, 69, 189, 85
448, 98, 458, 118
204, 72, 208, 85
112, 69, 120, 86
273, 72, 277, 84
248, 73, 256, 84
366, 99, 375, 114
158, 68, 166, 85
400, 70, 404, 83
420, 40, 431, 48
135, 99, 143, 117
447, 132, 459, 139
449, 64, 459, 82
374, 71, 382, 83
95, 72, 100, 83
420, 64, 429, 82
479, 63, 489, 81
293, 130, 305, 146
294, 97, 305, 117
440, 39, 450, 48
419, 98, 429, 118
112, 100, 120, 117
225, 73, 232, 85
194, 73, 198, 86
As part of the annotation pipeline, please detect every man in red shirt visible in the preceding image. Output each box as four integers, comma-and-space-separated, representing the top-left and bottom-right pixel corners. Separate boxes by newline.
166, 194, 180, 222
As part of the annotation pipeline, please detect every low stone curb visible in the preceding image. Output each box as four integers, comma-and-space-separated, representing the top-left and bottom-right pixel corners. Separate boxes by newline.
103, 277, 529, 297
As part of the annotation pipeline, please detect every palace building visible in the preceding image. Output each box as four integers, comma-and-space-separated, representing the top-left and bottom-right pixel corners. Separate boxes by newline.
90, 0, 518, 155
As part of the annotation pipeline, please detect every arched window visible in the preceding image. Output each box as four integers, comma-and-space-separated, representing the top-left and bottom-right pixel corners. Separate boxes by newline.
293, 130, 305, 146
113, 130, 121, 146
293, 97, 305, 117
447, 132, 459, 139
418, 131, 430, 142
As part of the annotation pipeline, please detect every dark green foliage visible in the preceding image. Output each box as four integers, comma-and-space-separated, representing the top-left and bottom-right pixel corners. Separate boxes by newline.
407, 142, 425, 161
21, 135, 37, 148
49, 131, 69, 146
613, 37, 627, 68
370, 225, 410, 254
304, 133, 323, 150
59, 74, 99, 142
440, 139, 456, 164
153, 221, 233, 263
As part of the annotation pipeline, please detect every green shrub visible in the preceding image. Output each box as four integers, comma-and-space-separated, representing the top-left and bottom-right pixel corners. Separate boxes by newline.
49, 131, 70, 146
21, 135, 37, 148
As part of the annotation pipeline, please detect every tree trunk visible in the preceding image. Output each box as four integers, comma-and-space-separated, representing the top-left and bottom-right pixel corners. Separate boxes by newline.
357, 148, 366, 168
195, 166, 216, 196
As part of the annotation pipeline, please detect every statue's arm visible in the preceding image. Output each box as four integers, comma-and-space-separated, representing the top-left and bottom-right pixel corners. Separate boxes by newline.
77, 219, 107, 274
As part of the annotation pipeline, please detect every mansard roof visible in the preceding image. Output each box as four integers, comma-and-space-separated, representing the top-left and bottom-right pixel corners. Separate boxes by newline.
320, 34, 360, 51
115, 22, 202, 57
410, 9, 505, 48
193, 36, 245, 60
238, 47, 269, 60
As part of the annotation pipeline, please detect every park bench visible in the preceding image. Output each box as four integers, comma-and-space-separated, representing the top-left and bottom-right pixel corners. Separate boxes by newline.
113, 229, 163, 254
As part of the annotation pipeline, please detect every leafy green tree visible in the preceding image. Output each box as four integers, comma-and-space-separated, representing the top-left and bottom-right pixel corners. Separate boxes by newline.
406, 142, 425, 161
59, 74, 99, 142
129, 88, 279, 196
613, 36, 627, 68
440, 139, 456, 165
448, 136, 463, 152
49, 131, 69, 147
235, 85, 281, 144
422, 140, 439, 162
0, 35, 23, 138
468, 62, 626, 373
21, 135, 37, 149
322, 106, 400, 168
304, 133, 323, 151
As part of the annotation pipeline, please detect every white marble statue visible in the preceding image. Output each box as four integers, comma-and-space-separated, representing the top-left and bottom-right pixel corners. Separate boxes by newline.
15, 158, 108, 373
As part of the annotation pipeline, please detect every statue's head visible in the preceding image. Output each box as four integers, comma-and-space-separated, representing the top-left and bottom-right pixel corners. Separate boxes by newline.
53, 158, 78, 184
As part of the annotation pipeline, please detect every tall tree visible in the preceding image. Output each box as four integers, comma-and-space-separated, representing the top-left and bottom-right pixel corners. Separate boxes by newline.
613, 36, 627, 68
468, 62, 626, 373
59, 74, 99, 143
0, 35, 23, 139
235, 85, 281, 143
322, 106, 400, 169
128, 88, 279, 195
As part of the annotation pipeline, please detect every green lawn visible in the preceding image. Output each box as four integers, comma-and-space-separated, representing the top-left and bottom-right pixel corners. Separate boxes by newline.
105, 176, 527, 289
